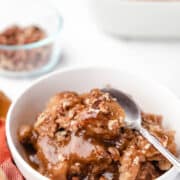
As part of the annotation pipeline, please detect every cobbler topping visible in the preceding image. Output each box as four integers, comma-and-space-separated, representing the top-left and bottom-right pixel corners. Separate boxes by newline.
18, 89, 177, 180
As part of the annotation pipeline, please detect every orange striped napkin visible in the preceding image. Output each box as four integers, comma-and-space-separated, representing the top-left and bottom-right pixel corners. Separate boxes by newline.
0, 92, 23, 180
0, 120, 23, 180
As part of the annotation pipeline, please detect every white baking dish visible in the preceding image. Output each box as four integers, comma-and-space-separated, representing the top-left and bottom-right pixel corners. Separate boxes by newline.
89, 0, 180, 39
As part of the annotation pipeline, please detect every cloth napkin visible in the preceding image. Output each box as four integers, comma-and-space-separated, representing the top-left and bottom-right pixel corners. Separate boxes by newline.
0, 92, 23, 180
0, 119, 24, 180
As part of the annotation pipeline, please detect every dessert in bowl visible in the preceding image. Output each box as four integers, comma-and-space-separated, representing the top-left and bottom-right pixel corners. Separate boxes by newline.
6, 67, 180, 180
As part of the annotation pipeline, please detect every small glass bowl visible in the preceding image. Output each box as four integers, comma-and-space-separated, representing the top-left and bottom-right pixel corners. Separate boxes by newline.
0, 0, 63, 78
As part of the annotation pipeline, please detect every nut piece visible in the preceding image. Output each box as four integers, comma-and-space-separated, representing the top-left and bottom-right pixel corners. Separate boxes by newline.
108, 119, 119, 131
158, 159, 172, 171
18, 124, 32, 142
99, 176, 107, 180
72, 177, 79, 180
108, 147, 120, 161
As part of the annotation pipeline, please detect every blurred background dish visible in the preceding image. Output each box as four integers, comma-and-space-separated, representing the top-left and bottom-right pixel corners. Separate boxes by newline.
0, 0, 63, 78
89, 0, 180, 39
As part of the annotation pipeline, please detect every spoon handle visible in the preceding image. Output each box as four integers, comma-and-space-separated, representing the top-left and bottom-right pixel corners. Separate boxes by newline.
139, 126, 180, 170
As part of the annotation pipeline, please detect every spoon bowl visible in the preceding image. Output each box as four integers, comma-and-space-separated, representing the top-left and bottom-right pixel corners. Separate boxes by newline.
102, 88, 141, 128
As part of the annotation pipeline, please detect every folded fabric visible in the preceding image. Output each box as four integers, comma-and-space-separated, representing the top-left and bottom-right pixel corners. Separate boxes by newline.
0, 120, 24, 180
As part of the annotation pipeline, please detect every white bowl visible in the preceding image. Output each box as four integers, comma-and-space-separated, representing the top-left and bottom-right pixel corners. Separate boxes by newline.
89, 0, 180, 39
6, 67, 180, 180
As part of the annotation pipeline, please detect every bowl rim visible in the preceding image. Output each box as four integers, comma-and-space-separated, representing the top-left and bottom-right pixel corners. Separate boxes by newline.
0, 8, 63, 51
6, 66, 179, 180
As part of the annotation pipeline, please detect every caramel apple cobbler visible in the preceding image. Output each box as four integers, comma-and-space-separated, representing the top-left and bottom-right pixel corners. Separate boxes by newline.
18, 89, 177, 180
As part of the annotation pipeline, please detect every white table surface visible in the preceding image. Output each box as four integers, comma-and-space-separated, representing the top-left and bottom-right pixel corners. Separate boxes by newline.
1, 0, 180, 100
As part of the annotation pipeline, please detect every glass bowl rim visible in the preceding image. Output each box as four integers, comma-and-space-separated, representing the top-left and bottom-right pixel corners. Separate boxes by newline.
0, 9, 63, 51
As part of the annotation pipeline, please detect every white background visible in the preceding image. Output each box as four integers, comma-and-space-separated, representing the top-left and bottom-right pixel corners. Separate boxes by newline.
1, 0, 180, 99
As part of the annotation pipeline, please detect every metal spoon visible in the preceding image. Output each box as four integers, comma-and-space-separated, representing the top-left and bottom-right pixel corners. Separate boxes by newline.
102, 88, 180, 170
